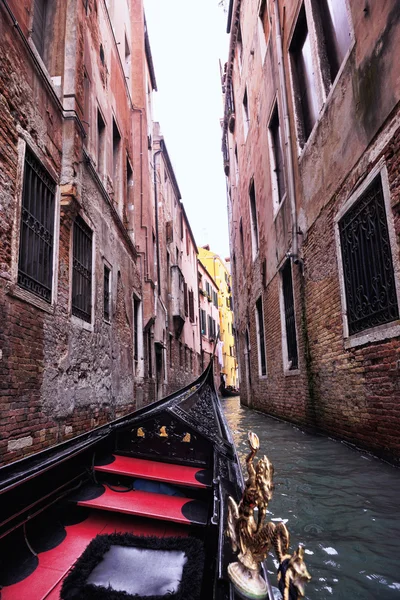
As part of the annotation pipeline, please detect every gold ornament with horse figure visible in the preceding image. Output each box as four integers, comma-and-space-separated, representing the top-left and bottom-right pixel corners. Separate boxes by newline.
226, 431, 311, 599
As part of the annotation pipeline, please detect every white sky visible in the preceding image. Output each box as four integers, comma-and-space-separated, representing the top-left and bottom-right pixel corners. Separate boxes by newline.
144, 0, 231, 260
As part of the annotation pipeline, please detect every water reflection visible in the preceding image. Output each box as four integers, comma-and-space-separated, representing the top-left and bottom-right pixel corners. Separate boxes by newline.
222, 396, 400, 600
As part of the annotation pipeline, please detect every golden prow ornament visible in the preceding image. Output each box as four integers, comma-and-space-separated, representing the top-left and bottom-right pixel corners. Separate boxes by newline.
226, 432, 311, 599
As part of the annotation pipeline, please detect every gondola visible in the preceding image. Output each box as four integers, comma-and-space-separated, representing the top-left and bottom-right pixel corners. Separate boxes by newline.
219, 385, 240, 398
0, 363, 310, 600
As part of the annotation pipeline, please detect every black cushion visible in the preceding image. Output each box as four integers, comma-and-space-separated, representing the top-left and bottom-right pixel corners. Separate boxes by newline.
61, 533, 204, 600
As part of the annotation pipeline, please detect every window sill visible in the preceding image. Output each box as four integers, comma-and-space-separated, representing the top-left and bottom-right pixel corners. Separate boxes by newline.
71, 314, 94, 332
7, 285, 55, 315
344, 320, 400, 350
284, 367, 300, 377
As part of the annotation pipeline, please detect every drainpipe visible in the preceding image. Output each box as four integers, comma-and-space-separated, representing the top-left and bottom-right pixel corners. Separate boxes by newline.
273, 0, 298, 261
132, 106, 151, 283
153, 149, 162, 296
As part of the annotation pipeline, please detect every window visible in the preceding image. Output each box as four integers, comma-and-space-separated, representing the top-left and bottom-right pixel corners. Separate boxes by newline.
83, 69, 90, 141
124, 33, 131, 78
18, 148, 56, 303
185, 229, 190, 255
258, 0, 269, 61
72, 216, 93, 323
200, 309, 207, 335
213, 290, 218, 308
234, 145, 239, 185
188, 289, 195, 323
255, 297, 267, 376
338, 173, 399, 336
237, 23, 243, 74
184, 281, 188, 316
126, 157, 133, 214
315, 0, 351, 84
290, 5, 319, 144
208, 315, 216, 340
103, 265, 111, 321
32, 0, 48, 59
242, 88, 249, 139
268, 103, 286, 210
281, 260, 298, 369
133, 297, 140, 363
240, 218, 245, 261
97, 110, 106, 176
147, 330, 152, 377
112, 118, 122, 211
249, 180, 259, 259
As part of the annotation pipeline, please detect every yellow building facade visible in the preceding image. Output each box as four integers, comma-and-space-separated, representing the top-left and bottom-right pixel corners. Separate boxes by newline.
198, 247, 238, 387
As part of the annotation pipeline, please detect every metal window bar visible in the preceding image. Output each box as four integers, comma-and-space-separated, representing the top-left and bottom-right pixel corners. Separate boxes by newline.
339, 175, 399, 335
72, 216, 93, 323
281, 261, 298, 370
18, 149, 55, 303
103, 266, 110, 321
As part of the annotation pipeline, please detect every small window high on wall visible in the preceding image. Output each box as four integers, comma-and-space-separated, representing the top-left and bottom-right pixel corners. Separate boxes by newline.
258, 0, 269, 61
290, 4, 319, 144
268, 103, 286, 211
314, 0, 351, 84
255, 297, 267, 377
249, 180, 259, 259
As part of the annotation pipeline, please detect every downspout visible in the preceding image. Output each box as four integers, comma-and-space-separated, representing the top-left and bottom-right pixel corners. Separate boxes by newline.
153, 149, 162, 296
132, 106, 151, 282
273, 0, 298, 260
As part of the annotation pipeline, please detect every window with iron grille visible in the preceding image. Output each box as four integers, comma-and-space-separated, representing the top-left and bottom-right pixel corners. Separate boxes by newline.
281, 260, 298, 369
255, 297, 267, 376
18, 148, 56, 303
103, 265, 110, 321
72, 216, 93, 323
339, 174, 399, 335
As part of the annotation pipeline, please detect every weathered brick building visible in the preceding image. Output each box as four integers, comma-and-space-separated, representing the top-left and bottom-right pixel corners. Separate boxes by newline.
152, 124, 202, 397
0, 0, 160, 465
198, 259, 221, 387
223, 0, 400, 461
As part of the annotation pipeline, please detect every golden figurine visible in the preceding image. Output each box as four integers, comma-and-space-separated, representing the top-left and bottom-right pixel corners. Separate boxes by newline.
226, 432, 311, 599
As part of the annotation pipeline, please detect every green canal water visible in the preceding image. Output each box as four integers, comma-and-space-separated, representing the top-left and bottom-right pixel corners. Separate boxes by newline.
221, 396, 400, 600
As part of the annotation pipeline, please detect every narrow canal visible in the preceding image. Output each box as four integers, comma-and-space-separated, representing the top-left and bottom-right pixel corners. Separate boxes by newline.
221, 396, 400, 600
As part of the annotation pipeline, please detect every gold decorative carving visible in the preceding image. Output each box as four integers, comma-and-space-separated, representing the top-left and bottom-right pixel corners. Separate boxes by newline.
136, 427, 145, 437
226, 432, 311, 599
182, 432, 191, 443
159, 426, 168, 437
